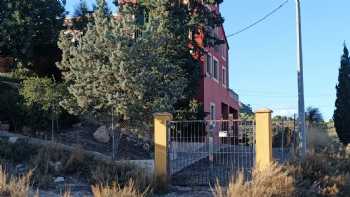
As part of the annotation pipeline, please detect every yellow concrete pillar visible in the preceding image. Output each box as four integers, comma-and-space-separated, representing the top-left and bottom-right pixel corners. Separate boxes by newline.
154, 112, 172, 186
255, 108, 273, 170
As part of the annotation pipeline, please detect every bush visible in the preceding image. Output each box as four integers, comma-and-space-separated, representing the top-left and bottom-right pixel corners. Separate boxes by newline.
0, 81, 51, 133
0, 139, 37, 163
287, 145, 350, 197
213, 163, 294, 197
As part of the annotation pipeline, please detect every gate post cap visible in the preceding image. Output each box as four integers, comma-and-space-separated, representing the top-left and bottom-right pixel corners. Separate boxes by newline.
153, 112, 173, 118
255, 108, 273, 113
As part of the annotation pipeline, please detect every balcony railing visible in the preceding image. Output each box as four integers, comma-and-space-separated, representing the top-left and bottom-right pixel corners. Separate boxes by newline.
229, 89, 239, 102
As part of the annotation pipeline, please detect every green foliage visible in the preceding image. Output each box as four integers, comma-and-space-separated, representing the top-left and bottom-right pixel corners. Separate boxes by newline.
334, 44, 350, 145
144, 0, 224, 120
240, 113, 254, 121
0, 82, 51, 132
0, 74, 73, 133
0, 138, 37, 163
174, 99, 206, 120
58, 0, 187, 124
0, 0, 64, 65
20, 77, 64, 112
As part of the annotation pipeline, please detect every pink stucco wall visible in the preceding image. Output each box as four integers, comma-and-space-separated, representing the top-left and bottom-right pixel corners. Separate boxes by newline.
198, 9, 239, 121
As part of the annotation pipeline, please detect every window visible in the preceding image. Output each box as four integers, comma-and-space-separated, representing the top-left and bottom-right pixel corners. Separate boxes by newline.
210, 103, 216, 120
206, 54, 212, 76
214, 28, 220, 52
213, 58, 219, 80
222, 68, 227, 86
222, 44, 226, 60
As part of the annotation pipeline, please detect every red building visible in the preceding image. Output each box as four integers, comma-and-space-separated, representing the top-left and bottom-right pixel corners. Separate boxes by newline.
198, 5, 239, 121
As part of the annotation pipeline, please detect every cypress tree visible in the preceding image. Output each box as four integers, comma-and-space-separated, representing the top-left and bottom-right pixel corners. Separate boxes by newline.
334, 44, 350, 145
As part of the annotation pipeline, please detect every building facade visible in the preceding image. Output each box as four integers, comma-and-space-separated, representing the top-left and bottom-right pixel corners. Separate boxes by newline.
194, 4, 240, 121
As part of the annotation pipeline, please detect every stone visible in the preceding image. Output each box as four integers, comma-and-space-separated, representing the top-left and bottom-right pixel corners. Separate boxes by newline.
54, 176, 65, 183
93, 125, 110, 143
8, 137, 18, 144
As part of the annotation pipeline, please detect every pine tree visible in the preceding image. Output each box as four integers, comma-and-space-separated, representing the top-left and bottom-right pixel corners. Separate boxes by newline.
334, 44, 350, 145
0, 0, 64, 66
141, 0, 224, 120
58, 0, 187, 124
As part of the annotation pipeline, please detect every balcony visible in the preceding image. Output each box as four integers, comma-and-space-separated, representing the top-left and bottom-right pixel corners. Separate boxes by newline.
229, 89, 239, 102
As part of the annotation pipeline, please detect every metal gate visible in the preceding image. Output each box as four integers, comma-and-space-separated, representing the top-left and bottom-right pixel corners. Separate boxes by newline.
167, 120, 255, 186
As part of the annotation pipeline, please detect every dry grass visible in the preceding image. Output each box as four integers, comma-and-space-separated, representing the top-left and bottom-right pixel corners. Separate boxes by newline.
90, 161, 153, 192
92, 180, 149, 197
61, 189, 72, 197
0, 167, 31, 197
287, 147, 350, 197
213, 163, 294, 197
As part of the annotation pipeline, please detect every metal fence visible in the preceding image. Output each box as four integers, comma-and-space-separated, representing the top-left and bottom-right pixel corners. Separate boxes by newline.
167, 120, 255, 186
272, 119, 297, 163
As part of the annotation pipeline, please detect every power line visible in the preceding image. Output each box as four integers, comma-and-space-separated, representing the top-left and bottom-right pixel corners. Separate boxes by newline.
227, 0, 289, 38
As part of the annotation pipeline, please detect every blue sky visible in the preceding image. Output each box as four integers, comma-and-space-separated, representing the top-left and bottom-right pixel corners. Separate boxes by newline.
220, 0, 350, 120
65, 0, 349, 120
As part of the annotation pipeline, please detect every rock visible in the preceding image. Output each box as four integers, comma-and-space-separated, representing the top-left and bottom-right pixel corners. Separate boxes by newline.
93, 126, 110, 143
346, 144, 350, 155
54, 176, 65, 183
0, 124, 10, 131
8, 137, 18, 143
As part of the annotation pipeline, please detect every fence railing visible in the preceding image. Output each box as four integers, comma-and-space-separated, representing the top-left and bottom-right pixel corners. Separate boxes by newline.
166, 119, 255, 185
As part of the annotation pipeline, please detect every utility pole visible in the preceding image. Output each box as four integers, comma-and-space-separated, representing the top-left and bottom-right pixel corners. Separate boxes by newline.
295, 0, 306, 156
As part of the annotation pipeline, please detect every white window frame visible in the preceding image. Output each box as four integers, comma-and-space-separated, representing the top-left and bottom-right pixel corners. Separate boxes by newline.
206, 54, 212, 77
221, 44, 226, 61
222, 67, 227, 87
212, 57, 219, 82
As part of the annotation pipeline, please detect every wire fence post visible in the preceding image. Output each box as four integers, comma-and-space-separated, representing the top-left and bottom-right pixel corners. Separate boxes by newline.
111, 107, 116, 161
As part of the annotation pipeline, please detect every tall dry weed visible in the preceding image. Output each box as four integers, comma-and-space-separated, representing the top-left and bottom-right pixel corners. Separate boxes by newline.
0, 167, 31, 197
213, 163, 294, 197
92, 179, 149, 197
